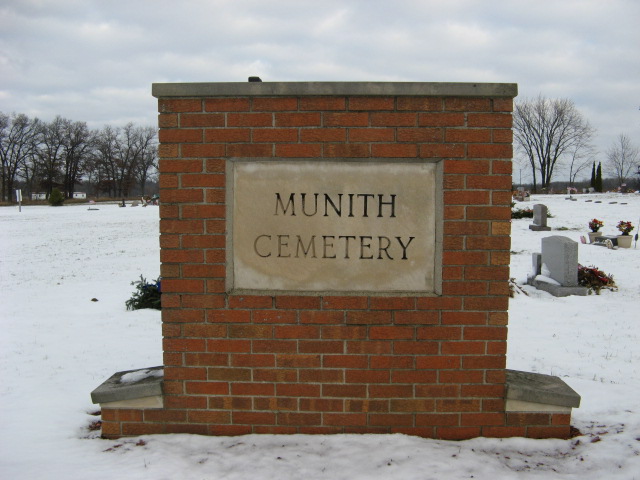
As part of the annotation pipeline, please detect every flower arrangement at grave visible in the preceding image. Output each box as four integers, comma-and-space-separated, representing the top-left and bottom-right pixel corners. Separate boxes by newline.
125, 275, 162, 310
588, 219, 603, 232
616, 220, 634, 236
578, 264, 617, 295
511, 207, 534, 219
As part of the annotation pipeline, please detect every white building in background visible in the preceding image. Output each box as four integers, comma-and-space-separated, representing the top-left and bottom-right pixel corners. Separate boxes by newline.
31, 192, 87, 200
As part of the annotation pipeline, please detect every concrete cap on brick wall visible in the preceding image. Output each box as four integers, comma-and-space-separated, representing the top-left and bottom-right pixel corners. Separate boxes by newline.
152, 82, 518, 98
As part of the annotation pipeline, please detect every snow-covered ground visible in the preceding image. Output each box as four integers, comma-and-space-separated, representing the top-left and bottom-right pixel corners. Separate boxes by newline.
0, 194, 638, 479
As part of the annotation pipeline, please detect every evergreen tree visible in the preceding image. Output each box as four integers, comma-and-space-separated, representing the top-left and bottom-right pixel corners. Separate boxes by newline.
48, 187, 64, 206
590, 162, 596, 188
595, 162, 603, 192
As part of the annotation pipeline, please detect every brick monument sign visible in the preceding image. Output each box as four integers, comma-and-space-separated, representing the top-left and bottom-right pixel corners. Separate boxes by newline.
92, 81, 580, 439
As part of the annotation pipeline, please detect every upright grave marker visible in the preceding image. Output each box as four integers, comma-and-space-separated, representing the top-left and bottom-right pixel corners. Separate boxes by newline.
528, 204, 551, 231
92, 81, 578, 440
527, 236, 588, 297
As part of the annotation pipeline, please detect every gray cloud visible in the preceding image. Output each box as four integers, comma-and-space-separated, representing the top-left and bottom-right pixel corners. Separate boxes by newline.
1, 0, 638, 160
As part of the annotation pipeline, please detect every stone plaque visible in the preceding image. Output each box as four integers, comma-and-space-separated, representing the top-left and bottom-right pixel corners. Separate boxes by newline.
227, 160, 439, 294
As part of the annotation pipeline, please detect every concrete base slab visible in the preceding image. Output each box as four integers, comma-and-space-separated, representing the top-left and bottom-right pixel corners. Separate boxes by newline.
506, 399, 572, 413
100, 395, 163, 409
92, 367, 580, 436
527, 276, 588, 297
506, 369, 580, 409
91, 366, 164, 405
529, 225, 551, 231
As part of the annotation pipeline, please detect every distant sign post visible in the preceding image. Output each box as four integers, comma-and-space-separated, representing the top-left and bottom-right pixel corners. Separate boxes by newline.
15, 189, 22, 212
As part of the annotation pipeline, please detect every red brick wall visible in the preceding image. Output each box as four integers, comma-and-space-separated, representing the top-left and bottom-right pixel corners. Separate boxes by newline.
101, 88, 543, 440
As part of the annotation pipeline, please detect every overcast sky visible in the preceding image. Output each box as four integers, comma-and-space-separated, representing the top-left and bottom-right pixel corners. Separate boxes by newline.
1, 0, 638, 178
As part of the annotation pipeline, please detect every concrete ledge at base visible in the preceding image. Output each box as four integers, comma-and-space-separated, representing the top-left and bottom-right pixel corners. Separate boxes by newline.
506, 369, 581, 412
527, 276, 589, 297
529, 225, 551, 231
152, 81, 518, 98
91, 366, 164, 405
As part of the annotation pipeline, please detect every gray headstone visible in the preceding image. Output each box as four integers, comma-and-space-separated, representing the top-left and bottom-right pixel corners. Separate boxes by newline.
533, 204, 547, 225
532, 252, 542, 276
529, 204, 551, 231
541, 236, 579, 287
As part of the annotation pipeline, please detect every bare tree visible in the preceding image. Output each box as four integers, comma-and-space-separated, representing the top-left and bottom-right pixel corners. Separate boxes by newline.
84, 152, 108, 197
135, 145, 158, 196
0, 112, 41, 201
133, 127, 158, 195
114, 123, 140, 197
513, 95, 595, 192
92, 125, 119, 197
566, 141, 597, 187
91, 124, 157, 197
606, 134, 639, 185
61, 119, 94, 198
19, 153, 44, 198
37, 116, 67, 196
0, 112, 11, 201
0, 113, 6, 197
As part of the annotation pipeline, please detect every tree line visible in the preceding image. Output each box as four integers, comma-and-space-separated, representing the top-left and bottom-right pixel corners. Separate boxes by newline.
3, 100, 637, 201
513, 95, 639, 192
0, 112, 158, 202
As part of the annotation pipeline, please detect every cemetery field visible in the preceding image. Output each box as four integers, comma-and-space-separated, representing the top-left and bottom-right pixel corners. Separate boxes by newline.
0, 194, 639, 480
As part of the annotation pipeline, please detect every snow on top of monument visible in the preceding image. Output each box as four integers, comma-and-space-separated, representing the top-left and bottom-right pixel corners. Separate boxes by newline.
0, 193, 639, 479
535, 273, 561, 286
120, 368, 164, 384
